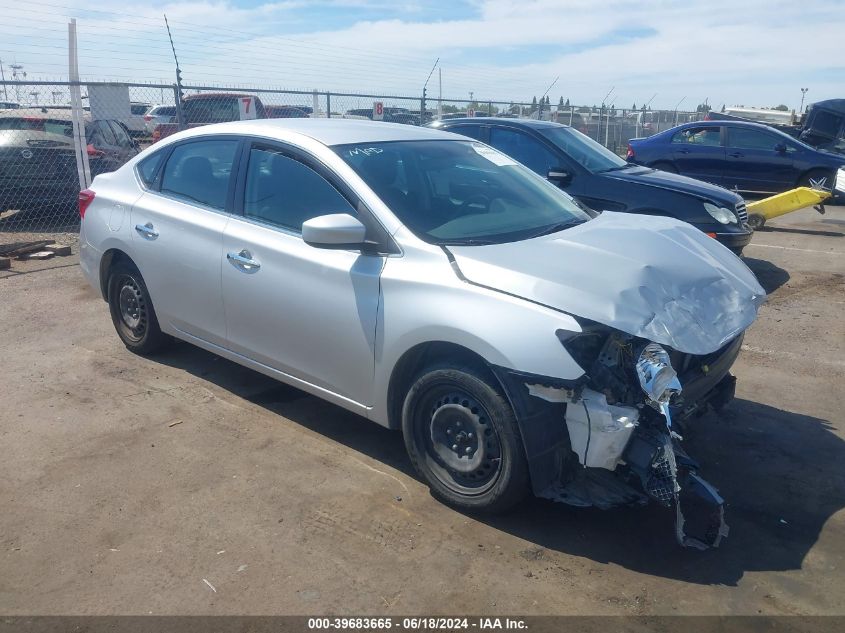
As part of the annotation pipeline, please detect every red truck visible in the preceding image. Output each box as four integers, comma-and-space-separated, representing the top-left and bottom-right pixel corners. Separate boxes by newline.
151, 93, 267, 143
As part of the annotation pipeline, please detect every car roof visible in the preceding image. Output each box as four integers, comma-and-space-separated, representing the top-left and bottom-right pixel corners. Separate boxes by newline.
183, 93, 261, 101
0, 107, 91, 121
432, 117, 571, 130
173, 118, 466, 146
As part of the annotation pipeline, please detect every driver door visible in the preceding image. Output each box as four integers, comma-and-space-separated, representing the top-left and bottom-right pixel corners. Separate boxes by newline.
221, 141, 383, 408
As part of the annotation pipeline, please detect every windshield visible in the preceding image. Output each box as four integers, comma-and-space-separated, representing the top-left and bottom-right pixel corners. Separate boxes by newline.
539, 126, 628, 173
334, 140, 590, 245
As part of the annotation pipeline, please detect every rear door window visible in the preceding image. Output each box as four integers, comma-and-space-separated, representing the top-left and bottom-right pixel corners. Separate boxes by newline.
108, 121, 133, 148
160, 139, 239, 210
445, 125, 486, 141
727, 128, 782, 150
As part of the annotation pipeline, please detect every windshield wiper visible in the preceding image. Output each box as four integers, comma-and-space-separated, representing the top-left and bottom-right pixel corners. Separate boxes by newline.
597, 164, 635, 173
523, 219, 583, 240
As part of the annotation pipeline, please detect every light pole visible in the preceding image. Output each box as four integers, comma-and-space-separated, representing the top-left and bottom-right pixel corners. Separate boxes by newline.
673, 96, 686, 126
800, 88, 808, 113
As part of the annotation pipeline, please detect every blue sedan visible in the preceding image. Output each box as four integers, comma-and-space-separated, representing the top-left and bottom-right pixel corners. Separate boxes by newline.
628, 120, 845, 199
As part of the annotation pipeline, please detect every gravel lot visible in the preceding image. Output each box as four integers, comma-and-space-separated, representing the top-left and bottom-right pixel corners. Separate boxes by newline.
1, 205, 843, 615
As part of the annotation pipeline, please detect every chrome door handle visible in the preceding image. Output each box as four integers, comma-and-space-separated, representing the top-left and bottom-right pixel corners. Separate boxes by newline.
227, 249, 261, 271
134, 222, 159, 239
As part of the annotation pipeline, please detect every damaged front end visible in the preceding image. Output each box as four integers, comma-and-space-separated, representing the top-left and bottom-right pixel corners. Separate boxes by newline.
496, 324, 740, 550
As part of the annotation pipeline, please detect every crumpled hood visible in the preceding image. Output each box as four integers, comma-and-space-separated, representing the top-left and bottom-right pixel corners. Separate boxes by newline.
447, 212, 766, 355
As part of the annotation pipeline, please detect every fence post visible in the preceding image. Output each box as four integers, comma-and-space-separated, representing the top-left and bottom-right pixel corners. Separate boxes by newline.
326, 92, 331, 118
173, 84, 185, 130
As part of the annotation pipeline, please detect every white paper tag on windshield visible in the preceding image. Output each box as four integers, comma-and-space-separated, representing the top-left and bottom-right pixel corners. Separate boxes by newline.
472, 144, 517, 166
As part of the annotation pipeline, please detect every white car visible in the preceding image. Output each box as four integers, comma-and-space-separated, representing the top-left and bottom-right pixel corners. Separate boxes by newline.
143, 104, 177, 135
79, 120, 765, 548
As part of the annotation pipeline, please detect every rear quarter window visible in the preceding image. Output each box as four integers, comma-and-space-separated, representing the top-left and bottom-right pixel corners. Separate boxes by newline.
137, 151, 165, 187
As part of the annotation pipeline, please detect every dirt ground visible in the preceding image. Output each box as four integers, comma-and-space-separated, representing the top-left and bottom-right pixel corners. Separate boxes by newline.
1, 205, 843, 616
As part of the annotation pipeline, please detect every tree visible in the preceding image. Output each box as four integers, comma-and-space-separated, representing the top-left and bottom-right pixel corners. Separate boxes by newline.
564, 98, 570, 107
558, 96, 564, 107
773, 104, 789, 111
696, 103, 711, 113
632, 102, 637, 110
530, 96, 538, 113
441, 104, 459, 114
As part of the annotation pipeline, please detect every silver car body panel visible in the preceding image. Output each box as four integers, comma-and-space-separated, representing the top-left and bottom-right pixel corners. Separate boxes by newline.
80, 119, 764, 432
448, 212, 766, 356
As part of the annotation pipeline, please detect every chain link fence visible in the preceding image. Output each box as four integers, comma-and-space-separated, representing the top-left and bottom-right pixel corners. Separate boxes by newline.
0, 79, 704, 240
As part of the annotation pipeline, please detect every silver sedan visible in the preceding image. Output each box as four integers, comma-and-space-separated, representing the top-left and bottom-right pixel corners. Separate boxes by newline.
79, 119, 765, 549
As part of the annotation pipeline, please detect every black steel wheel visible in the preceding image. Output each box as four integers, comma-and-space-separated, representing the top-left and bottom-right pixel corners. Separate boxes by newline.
107, 261, 170, 355
402, 363, 530, 513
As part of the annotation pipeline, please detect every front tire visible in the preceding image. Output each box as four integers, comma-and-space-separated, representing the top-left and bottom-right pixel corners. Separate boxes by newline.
799, 168, 833, 191
401, 363, 530, 513
107, 262, 171, 355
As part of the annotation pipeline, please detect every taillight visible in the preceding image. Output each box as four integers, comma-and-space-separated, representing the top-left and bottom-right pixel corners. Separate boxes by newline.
78, 189, 95, 219
704, 113, 712, 121
86, 143, 104, 157
626, 143, 635, 160
706, 232, 717, 239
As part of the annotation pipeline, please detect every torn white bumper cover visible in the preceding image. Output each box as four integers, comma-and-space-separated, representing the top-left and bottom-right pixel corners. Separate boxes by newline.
529, 342, 730, 550
451, 213, 762, 549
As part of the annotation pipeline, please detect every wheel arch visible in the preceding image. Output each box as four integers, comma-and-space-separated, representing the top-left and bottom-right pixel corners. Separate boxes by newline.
386, 341, 499, 431
98, 248, 137, 300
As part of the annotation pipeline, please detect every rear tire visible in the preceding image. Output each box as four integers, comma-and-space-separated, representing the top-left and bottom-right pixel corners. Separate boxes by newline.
401, 363, 530, 513
652, 161, 678, 173
107, 261, 171, 355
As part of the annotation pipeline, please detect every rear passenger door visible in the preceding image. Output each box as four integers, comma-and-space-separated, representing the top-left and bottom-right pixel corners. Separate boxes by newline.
669, 125, 725, 184
130, 137, 240, 347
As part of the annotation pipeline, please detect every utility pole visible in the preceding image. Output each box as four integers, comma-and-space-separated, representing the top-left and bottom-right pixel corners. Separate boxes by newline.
673, 96, 686, 126
438, 67, 442, 120
537, 76, 559, 120
599, 86, 614, 141
800, 88, 808, 113
10, 63, 25, 103
164, 15, 185, 128
0, 59, 7, 101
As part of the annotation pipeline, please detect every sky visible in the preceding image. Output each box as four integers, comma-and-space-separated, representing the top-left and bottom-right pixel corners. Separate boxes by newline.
1, 0, 843, 110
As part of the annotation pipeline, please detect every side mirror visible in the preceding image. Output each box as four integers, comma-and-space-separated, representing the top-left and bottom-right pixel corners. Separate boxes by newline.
548, 168, 572, 185
302, 213, 367, 250
774, 143, 787, 154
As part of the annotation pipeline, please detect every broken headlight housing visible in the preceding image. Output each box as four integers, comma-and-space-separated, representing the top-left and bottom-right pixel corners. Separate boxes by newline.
703, 202, 737, 225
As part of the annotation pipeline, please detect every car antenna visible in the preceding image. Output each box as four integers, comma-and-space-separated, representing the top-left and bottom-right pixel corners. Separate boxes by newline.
537, 76, 559, 120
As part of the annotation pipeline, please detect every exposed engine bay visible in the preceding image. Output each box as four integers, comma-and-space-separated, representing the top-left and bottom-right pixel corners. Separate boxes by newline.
503, 324, 740, 550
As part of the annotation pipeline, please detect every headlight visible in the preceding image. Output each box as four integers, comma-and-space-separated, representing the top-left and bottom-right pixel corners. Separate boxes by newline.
703, 202, 737, 225
635, 343, 682, 405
